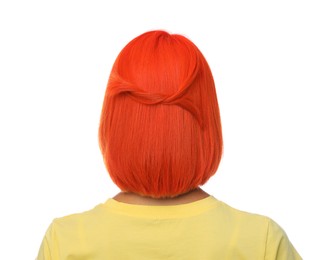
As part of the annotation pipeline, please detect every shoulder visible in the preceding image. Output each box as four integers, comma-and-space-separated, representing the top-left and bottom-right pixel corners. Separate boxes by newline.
50, 202, 106, 233
263, 216, 302, 259
214, 200, 302, 259
216, 199, 271, 228
37, 202, 108, 259
208, 199, 274, 247
216, 200, 296, 240
218, 201, 302, 259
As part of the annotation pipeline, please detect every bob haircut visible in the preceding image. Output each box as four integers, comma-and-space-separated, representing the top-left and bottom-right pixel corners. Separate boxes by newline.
98, 30, 223, 199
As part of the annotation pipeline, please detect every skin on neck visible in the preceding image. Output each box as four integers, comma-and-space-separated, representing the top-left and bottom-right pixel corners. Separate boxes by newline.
112, 187, 210, 206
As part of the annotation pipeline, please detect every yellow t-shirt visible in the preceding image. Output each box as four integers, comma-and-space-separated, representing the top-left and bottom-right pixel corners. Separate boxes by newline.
37, 195, 302, 259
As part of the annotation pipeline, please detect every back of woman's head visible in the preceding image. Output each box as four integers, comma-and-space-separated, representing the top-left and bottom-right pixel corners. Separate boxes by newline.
99, 30, 223, 199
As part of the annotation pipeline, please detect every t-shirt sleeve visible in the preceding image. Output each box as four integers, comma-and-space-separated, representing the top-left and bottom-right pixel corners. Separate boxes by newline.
264, 218, 302, 260
36, 220, 59, 260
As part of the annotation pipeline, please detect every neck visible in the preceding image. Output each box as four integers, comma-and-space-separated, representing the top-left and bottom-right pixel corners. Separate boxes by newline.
112, 187, 210, 206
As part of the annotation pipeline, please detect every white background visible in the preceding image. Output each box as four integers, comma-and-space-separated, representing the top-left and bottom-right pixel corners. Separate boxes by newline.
0, 0, 329, 259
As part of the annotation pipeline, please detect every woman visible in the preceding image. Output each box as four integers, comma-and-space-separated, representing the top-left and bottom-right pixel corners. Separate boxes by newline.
37, 30, 302, 259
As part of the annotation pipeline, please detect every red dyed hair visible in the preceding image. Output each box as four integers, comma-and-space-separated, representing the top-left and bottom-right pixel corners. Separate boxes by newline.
98, 30, 223, 199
